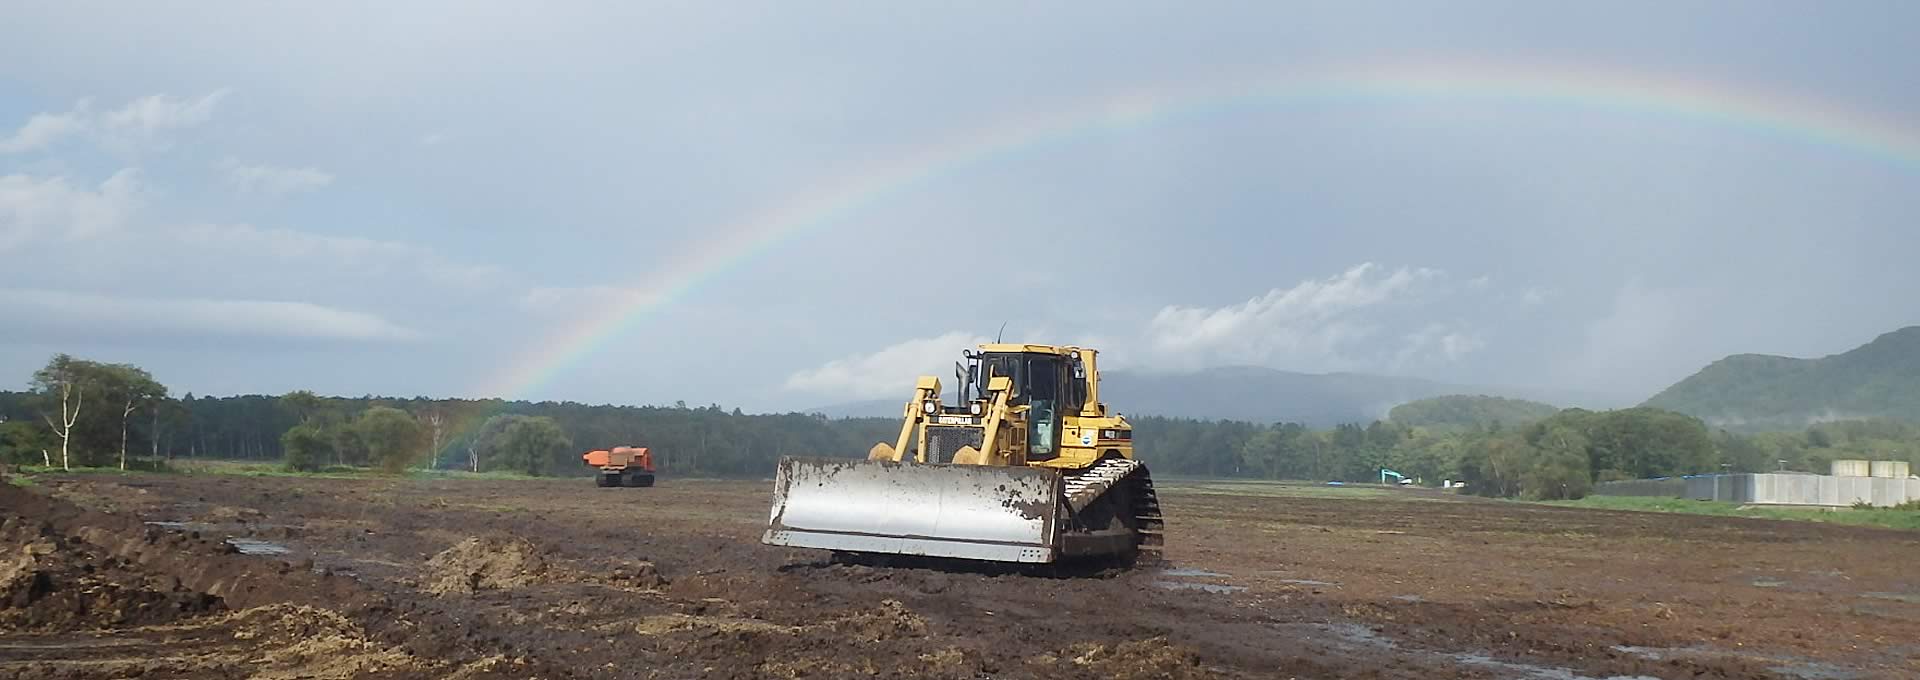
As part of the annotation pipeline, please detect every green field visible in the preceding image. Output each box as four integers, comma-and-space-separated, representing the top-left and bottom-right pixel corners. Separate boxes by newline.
1544, 495, 1920, 531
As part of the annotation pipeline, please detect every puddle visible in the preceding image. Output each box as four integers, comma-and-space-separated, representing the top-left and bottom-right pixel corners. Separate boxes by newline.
1392, 594, 1424, 602
1861, 592, 1920, 604
1752, 578, 1788, 588
1304, 623, 1652, 679
224, 538, 290, 556
1452, 652, 1659, 680
1160, 567, 1228, 578
1278, 578, 1337, 587
1766, 662, 1859, 680
1152, 581, 1246, 594
1610, 644, 1859, 680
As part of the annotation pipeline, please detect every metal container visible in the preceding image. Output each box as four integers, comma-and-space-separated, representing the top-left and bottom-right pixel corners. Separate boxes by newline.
1870, 460, 1908, 478
1831, 459, 1871, 477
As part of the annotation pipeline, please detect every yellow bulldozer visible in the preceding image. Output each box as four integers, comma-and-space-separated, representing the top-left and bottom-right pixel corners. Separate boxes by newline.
762, 343, 1162, 565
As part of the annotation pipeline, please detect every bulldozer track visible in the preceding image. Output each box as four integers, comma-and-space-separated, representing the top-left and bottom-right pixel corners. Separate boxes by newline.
1063, 458, 1165, 559
1063, 458, 1143, 511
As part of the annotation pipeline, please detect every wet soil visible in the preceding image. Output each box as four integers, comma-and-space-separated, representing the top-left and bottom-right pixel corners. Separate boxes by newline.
5, 472, 1918, 679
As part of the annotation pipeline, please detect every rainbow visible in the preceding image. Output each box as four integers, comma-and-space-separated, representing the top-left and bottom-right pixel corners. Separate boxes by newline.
469, 57, 1920, 416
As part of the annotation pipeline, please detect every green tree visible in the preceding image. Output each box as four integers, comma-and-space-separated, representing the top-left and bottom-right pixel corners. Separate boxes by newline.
30, 354, 99, 471
1524, 425, 1592, 499
281, 424, 331, 472
474, 414, 572, 476
280, 390, 328, 425
98, 363, 166, 470
0, 418, 54, 466
356, 406, 425, 474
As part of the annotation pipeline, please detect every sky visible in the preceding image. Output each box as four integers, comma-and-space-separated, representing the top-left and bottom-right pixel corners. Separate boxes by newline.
2, 2, 1916, 413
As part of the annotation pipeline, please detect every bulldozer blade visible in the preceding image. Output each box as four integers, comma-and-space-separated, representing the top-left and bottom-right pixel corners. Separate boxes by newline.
763, 456, 1062, 563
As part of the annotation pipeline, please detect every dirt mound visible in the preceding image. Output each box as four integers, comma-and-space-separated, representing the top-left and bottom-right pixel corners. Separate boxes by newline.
224, 603, 422, 679
0, 517, 223, 631
1036, 637, 1208, 680
422, 536, 551, 594
825, 598, 928, 641
597, 560, 668, 589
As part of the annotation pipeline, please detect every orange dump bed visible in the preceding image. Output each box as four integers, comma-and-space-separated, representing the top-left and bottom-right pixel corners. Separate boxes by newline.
583, 446, 652, 471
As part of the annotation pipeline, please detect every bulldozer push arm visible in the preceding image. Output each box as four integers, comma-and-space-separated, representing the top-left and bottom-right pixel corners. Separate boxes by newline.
869, 375, 1014, 465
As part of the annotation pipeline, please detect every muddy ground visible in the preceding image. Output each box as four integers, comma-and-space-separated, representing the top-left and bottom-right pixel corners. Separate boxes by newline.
3, 472, 1917, 679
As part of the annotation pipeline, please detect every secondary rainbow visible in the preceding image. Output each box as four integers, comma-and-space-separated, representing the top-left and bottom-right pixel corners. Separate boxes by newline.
476, 58, 1920, 406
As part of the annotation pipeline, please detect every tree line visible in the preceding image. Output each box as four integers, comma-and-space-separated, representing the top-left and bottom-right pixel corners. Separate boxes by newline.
5, 353, 1919, 498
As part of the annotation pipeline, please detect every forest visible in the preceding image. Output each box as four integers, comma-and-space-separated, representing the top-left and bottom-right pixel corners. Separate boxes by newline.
5, 353, 1919, 500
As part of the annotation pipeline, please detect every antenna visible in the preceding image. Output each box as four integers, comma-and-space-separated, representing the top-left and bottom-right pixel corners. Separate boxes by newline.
995, 321, 1007, 343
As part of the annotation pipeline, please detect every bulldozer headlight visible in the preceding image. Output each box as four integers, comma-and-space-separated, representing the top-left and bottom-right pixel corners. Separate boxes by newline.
922, 400, 937, 415
969, 402, 983, 416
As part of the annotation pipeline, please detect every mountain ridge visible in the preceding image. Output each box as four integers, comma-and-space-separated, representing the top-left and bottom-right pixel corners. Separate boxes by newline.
1642, 325, 1920, 431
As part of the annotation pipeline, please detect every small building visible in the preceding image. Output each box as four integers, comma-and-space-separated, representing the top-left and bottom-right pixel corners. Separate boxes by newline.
1600, 459, 1918, 508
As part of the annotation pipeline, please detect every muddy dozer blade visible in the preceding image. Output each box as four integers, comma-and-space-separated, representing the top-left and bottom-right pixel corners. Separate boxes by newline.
763, 456, 1062, 563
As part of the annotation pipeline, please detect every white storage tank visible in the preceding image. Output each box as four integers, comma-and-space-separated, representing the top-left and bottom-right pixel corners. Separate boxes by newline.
1831, 459, 1871, 477
1870, 460, 1909, 478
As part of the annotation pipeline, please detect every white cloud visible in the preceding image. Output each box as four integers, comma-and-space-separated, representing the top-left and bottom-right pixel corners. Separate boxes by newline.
1520, 286, 1554, 306
0, 288, 422, 344
0, 169, 144, 251
0, 90, 228, 154
101, 90, 228, 136
1143, 262, 1441, 370
221, 158, 334, 196
784, 331, 989, 399
0, 110, 88, 153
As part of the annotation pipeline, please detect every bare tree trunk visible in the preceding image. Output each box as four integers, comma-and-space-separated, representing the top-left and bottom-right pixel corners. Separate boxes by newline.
44, 383, 81, 472
41, 449, 50, 467
150, 404, 161, 461
121, 397, 135, 471
425, 411, 445, 470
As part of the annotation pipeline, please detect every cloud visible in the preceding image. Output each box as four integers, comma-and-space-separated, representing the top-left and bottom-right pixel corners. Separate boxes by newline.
0, 288, 422, 344
170, 223, 506, 290
1394, 322, 1487, 370
0, 169, 144, 251
1563, 279, 1711, 396
0, 90, 228, 154
1143, 263, 1442, 370
0, 111, 88, 154
784, 331, 989, 399
221, 158, 334, 196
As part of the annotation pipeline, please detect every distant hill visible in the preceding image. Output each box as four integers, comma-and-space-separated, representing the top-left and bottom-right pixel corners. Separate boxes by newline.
806, 366, 1583, 427
1386, 395, 1560, 432
1643, 326, 1920, 431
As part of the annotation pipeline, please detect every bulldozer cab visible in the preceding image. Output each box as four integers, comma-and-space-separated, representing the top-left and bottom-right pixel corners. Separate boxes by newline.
963, 348, 1087, 462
